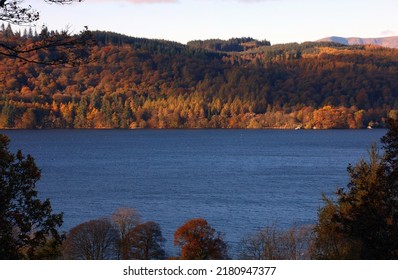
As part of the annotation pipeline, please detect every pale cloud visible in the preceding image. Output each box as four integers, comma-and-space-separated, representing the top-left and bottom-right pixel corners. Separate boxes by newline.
380, 30, 396, 37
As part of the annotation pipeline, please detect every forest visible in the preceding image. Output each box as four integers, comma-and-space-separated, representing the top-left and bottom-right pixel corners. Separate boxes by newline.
1, 25, 398, 129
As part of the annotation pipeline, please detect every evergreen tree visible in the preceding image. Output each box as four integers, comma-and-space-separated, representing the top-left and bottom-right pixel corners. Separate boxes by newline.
313, 119, 398, 259
380, 117, 398, 256
4, 23, 13, 38
0, 134, 63, 259
382, 117, 398, 179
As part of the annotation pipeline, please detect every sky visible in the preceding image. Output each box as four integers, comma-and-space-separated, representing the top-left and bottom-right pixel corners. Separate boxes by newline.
26, 0, 398, 45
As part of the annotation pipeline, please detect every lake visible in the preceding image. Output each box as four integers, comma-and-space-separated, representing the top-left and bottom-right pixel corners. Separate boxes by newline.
1, 129, 386, 256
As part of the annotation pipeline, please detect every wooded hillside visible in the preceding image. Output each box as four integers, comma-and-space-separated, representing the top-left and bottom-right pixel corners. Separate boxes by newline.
1, 28, 398, 129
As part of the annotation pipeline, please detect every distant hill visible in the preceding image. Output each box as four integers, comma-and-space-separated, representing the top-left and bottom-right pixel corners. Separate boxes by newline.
1, 30, 398, 129
187, 37, 271, 52
317, 36, 398, 48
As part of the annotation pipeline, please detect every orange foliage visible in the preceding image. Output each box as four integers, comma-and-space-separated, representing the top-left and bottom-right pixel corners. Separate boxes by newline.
313, 106, 363, 129
174, 218, 228, 260
1, 31, 397, 129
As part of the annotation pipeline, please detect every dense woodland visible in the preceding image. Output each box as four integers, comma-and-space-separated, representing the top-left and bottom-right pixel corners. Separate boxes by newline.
187, 37, 271, 52
1, 26, 398, 129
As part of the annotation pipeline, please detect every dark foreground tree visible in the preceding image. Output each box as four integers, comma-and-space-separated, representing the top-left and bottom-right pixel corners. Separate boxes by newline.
0, 0, 93, 65
125, 221, 166, 260
313, 119, 398, 259
0, 134, 63, 259
174, 218, 228, 260
62, 218, 118, 260
382, 117, 398, 185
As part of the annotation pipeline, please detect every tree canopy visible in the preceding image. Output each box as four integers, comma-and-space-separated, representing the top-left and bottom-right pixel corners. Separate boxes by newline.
125, 221, 166, 260
174, 218, 228, 260
187, 37, 271, 52
62, 218, 118, 260
61, 208, 165, 260
0, 134, 63, 259
111, 207, 141, 259
313, 119, 398, 259
239, 224, 313, 260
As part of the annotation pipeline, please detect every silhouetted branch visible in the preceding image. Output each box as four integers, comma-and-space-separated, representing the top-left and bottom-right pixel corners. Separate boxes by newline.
0, 0, 39, 25
1, 0, 82, 25
0, 27, 94, 66
0, 0, 92, 66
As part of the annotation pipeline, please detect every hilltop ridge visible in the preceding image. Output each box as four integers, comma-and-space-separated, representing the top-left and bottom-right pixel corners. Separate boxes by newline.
1, 30, 398, 129
317, 36, 398, 48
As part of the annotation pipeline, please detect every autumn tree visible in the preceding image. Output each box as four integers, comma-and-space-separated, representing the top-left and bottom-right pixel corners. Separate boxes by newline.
239, 225, 313, 260
174, 218, 228, 260
124, 221, 166, 260
62, 218, 118, 260
0, 134, 63, 259
111, 207, 141, 259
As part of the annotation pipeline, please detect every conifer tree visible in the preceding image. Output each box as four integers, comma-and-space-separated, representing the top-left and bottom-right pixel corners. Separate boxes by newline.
0, 134, 63, 259
313, 119, 398, 259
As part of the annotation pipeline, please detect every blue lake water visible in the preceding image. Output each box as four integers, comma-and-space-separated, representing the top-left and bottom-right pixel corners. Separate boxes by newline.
1, 129, 386, 256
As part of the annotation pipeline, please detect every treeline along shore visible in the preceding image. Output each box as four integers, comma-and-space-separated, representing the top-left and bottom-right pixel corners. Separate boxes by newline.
1, 27, 398, 129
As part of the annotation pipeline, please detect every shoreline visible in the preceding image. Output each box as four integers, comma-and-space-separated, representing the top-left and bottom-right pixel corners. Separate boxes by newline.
0, 127, 383, 131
